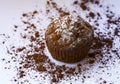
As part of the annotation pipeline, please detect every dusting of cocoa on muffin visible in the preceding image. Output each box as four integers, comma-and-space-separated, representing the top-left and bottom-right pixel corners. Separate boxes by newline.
46, 15, 93, 47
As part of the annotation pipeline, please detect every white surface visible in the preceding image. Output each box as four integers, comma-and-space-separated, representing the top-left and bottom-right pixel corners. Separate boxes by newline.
0, 0, 120, 84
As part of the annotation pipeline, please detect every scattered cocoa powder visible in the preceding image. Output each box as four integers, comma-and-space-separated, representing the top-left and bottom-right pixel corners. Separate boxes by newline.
88, 59, 95, 64
89, 12, 95, 18
80, 2, 88, 10
19, 70, 25, 78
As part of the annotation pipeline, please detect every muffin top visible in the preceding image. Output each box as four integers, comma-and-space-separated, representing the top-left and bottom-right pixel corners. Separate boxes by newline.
45, 15, 93, 48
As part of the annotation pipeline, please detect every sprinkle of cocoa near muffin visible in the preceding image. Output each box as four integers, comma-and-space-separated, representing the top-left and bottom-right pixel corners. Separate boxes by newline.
80, 3, 88, 10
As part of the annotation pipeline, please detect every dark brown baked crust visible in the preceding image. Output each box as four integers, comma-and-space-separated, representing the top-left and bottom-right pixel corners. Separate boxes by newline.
45, 15, 94, 63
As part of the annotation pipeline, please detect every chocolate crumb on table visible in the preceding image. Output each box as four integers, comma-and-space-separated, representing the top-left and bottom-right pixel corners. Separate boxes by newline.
0, 0, 120, 83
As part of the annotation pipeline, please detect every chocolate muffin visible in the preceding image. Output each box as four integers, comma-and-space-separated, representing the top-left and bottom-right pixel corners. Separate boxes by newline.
45, 15, 94, 63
